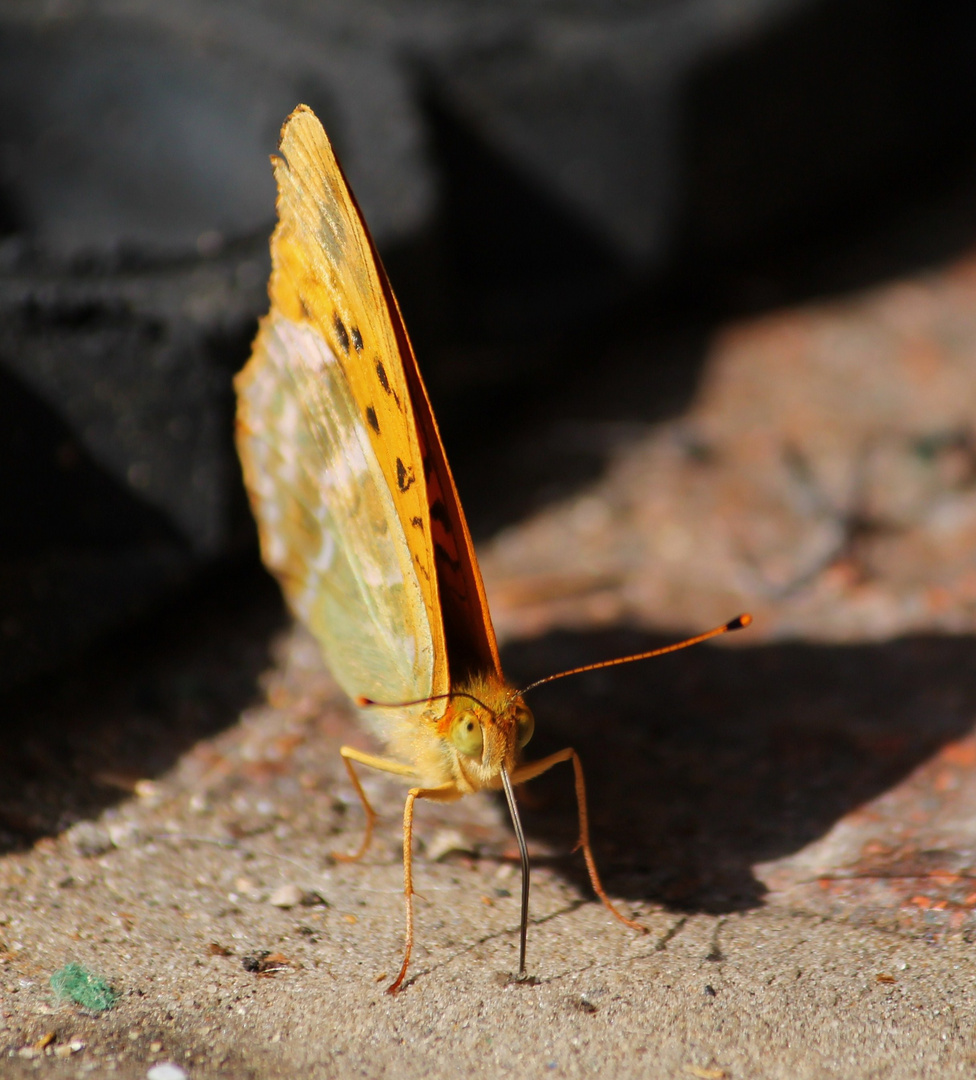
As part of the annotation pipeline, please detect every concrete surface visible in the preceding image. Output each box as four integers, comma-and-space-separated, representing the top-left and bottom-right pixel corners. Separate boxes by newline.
3, 601, 976, 1080
4, 254, 976, 1077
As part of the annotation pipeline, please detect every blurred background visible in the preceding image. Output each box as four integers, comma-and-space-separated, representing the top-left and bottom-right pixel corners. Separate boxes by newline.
3, 0, 976, 872
3, 0, 976, 691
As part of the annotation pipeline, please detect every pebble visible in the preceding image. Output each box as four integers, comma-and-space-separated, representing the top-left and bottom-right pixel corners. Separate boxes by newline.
425, 828, 471, 862
147, 1063, 188, 1080
53, 1042, 84, 1058
268, 883, 325, 908
107, 821, 140, 848
268, 884, 304, 909
66, 821, 113, 858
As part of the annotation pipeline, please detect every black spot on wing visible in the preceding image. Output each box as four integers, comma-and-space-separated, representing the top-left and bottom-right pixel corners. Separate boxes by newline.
375, 359, 401, 409
351, 326, 364, 352
299, 297, 312, 320
333, 313, 350, 355
411, 516, 424, 529
396, 458, 415, 492
434, 542, 462, 574
429, 500, 454, 533
365, 406, 379, 434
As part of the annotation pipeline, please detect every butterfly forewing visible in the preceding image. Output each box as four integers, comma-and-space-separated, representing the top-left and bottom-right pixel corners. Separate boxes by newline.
239, 105, 501, 707
378, 276, 502, 685
266, 106, 448, 694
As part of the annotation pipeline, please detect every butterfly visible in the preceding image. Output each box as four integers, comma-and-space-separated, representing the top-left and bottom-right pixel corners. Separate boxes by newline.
235, 105, 750, 994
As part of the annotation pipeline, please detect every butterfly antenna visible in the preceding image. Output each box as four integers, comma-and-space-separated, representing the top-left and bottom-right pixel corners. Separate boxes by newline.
499, 764, 530, 980
518, 614, 752, 696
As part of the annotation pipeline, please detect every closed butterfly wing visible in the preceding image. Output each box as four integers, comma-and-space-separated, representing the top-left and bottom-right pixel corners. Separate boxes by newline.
235, 106, 499, 719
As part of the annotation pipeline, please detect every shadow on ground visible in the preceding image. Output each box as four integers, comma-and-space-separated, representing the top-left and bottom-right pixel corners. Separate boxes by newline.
2, 563, 973, 927
501, 628, 976, 914
0, 561, 286, 853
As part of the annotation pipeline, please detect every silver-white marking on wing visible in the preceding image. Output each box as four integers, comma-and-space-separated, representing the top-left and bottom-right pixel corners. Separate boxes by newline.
236, 314, 434, 713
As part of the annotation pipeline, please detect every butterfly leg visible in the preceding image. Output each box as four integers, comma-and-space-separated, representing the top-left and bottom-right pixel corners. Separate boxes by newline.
513, 750, 646, 934
333, 747, 419, 862
388, 781, 460, 996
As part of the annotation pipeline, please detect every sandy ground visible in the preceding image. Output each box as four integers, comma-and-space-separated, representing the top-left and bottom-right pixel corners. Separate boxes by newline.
3, 599, 976, 1080
4, 254, 976, 1077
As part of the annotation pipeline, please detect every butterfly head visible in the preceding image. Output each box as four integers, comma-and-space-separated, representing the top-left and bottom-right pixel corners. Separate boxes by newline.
438, 677, 534, 793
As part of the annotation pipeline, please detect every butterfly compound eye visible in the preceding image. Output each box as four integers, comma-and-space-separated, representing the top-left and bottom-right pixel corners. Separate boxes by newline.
515, 706, 534, 748
450, 712, 484, 758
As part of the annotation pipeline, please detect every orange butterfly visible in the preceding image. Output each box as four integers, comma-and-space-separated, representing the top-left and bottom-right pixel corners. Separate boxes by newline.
235, 105, 749, 993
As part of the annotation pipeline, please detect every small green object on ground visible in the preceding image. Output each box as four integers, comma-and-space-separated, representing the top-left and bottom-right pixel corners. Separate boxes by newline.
50, 963, 118, 1011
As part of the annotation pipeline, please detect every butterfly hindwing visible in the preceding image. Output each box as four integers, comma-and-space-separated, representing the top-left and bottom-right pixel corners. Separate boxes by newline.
236, 311, 436, 711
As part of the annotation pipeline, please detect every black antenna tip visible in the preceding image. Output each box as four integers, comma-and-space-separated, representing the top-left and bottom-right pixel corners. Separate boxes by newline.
726, 613, 752, 632
356, 696, 375, 707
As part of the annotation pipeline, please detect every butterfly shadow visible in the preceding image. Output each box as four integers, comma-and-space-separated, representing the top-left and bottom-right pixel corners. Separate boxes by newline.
501, 628, 976, 915
0, 561, 287, 855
